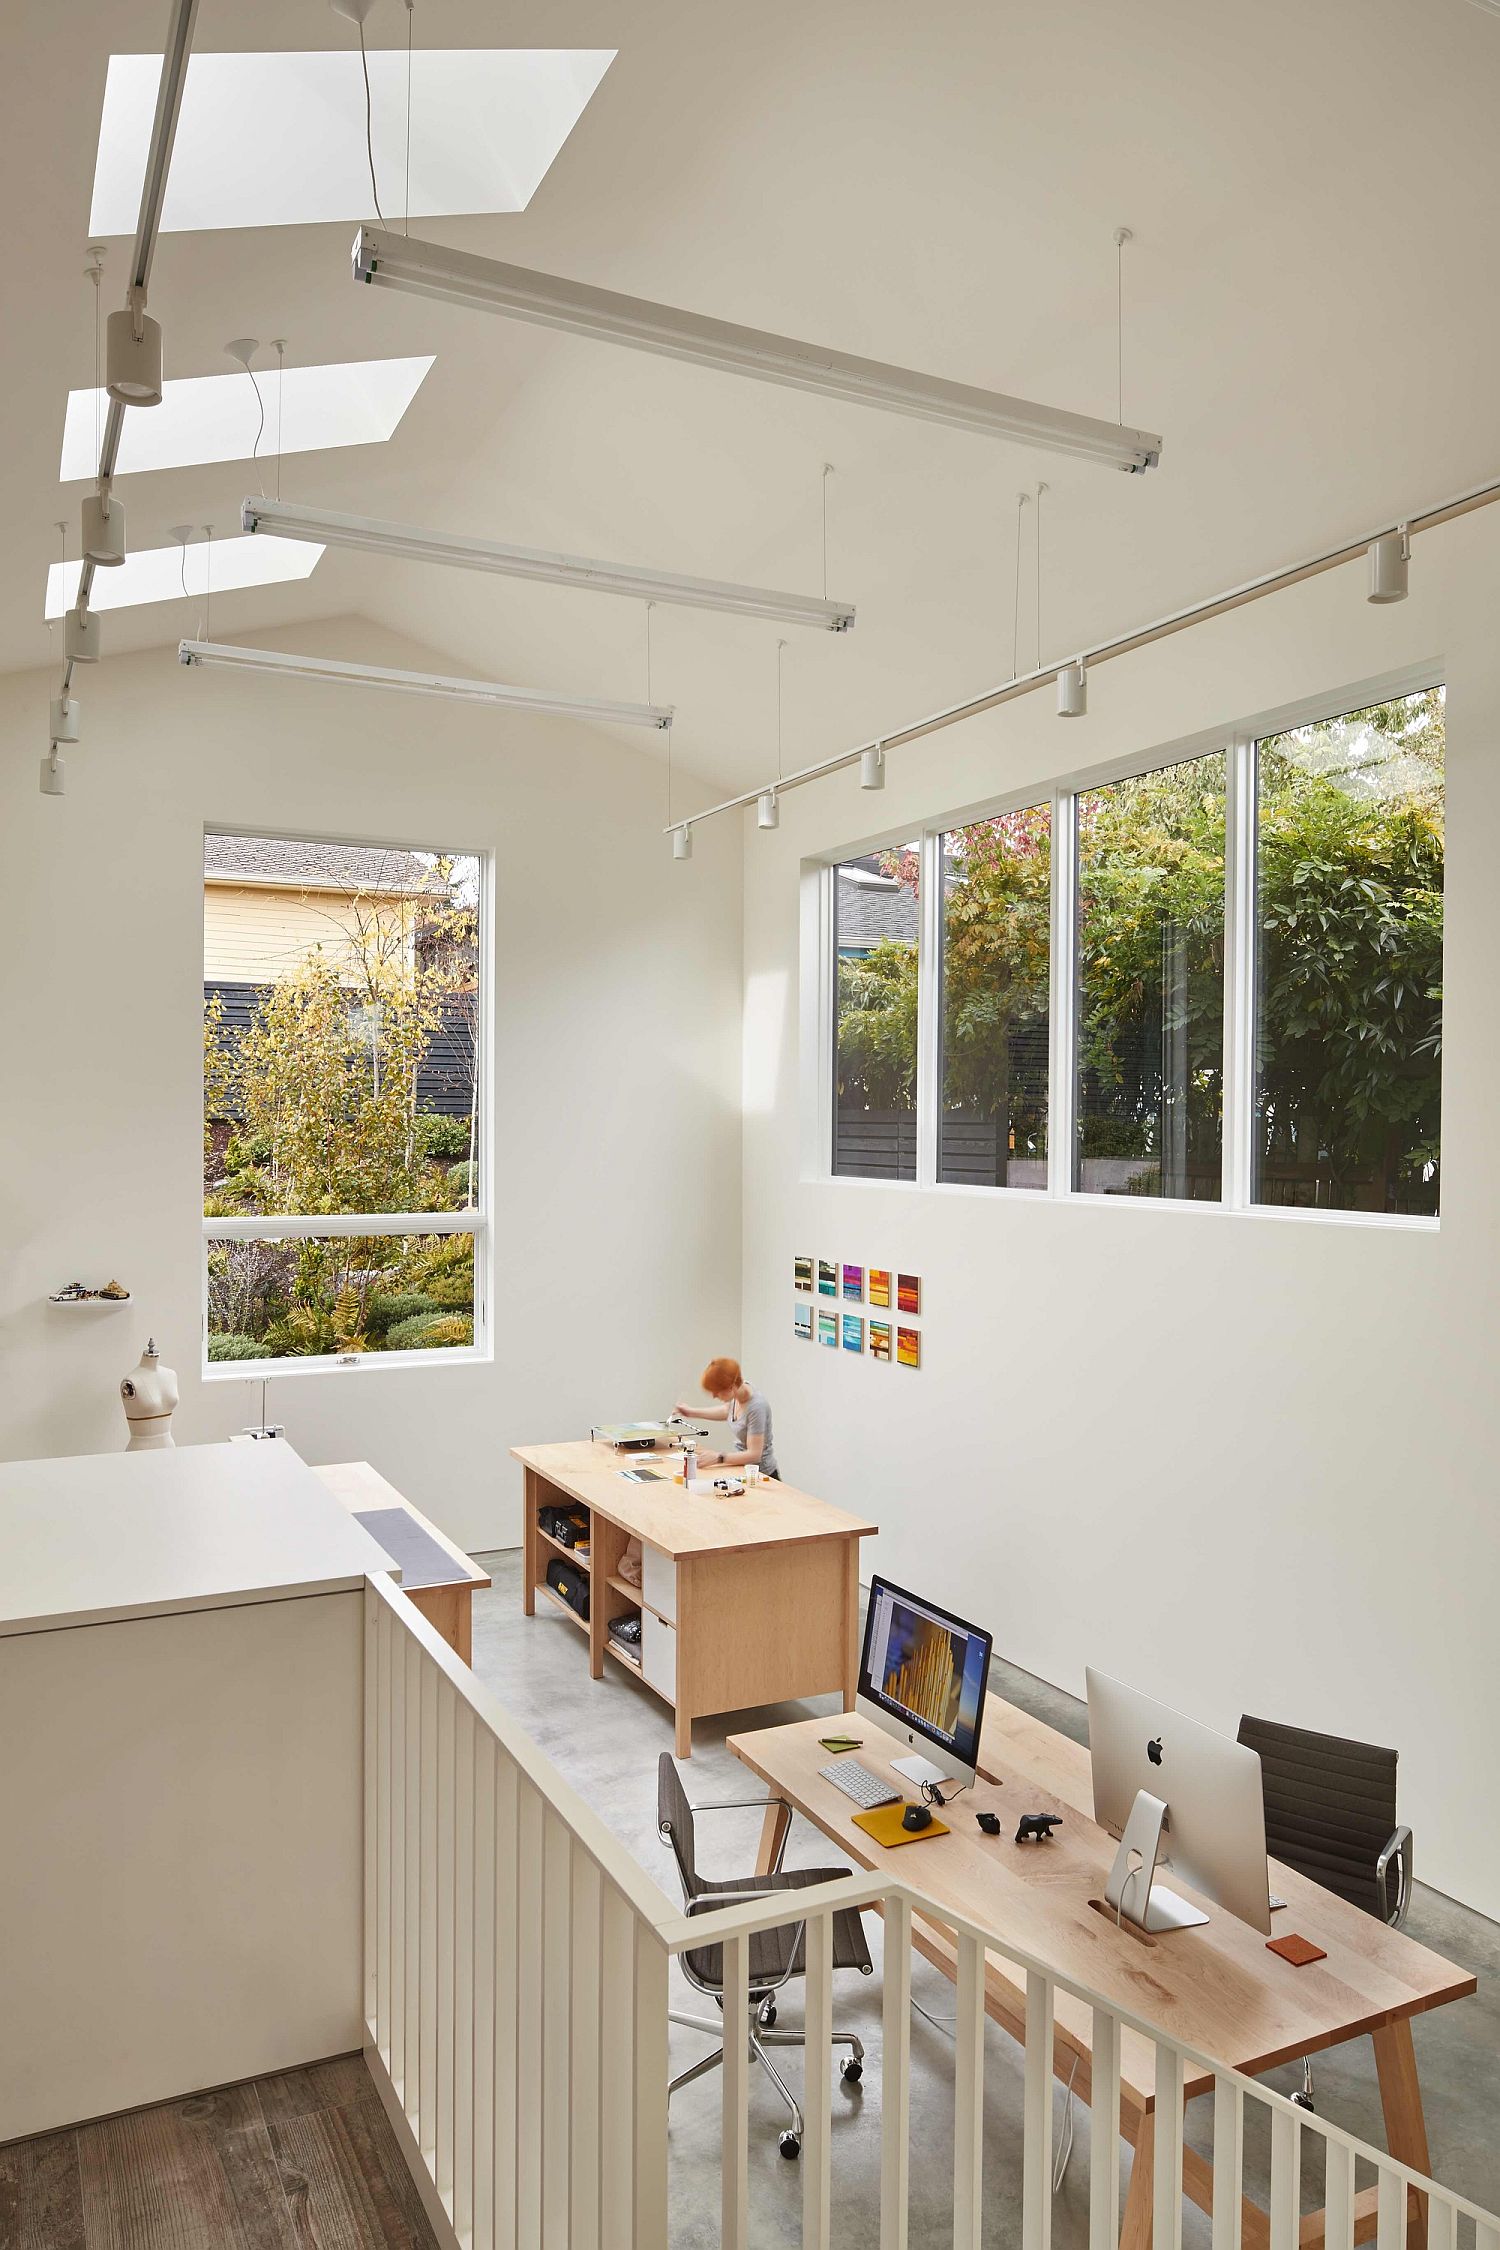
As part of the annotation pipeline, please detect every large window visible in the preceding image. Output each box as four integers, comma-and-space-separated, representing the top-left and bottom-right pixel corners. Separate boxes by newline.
1254, 689, 1444, 1215
833, 844, 919, 1179
1075, 752, 1226, 1200
202, 832, 485, 1369
939, 808, 1051, 1187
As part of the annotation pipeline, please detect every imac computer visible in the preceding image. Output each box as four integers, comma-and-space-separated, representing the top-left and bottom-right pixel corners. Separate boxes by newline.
857, 1575, 992, 1788
1087, 1669, 1271, 1935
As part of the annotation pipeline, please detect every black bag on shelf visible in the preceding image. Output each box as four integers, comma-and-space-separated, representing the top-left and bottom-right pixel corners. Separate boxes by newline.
546, 1556, 589, 1620
539, 1504, 589, 1549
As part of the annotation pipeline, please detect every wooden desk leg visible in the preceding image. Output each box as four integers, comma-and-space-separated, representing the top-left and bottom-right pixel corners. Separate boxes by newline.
1119, 2111, 1155, 2250
841, 1536, 860, 1709
755, 1796, 793, 1878
522, 1470, 537, 1618
674, 1704, 693, 1760
1373, 2019, 1431, 2250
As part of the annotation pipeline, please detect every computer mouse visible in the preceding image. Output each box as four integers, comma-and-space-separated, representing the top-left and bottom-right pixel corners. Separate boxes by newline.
901, 1803, 933, 1833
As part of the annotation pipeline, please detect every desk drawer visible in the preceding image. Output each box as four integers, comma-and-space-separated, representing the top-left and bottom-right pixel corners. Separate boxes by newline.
640, 1543, 676, 1623
641, 1611, 676, 1701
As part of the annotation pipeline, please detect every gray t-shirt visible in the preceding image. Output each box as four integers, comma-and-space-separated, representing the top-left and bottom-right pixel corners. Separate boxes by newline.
731, 1390, 778, 1477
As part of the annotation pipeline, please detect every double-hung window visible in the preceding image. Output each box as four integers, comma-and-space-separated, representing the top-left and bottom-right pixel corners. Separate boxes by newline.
202, 831, 488, 1371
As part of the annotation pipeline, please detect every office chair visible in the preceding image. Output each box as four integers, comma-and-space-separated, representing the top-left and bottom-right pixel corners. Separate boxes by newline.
1238, 1713, 1413, 2112
656, 1753, 872, 2159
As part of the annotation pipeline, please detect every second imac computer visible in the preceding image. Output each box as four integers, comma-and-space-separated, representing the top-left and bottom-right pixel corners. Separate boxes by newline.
1087, 1668, 1271, 1935
857, 1575, 992, 1788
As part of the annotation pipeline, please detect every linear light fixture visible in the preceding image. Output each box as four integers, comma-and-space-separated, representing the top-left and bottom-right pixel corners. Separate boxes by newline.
352, 228, 1164, 474
177, 640, 673, 728
240, 495, 855, 631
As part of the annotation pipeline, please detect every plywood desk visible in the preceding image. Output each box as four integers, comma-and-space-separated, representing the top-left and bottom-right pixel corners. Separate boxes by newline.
512, 1439, 876, 1756
731, 1697, 1475, 2250
313, 1460, 491, 1663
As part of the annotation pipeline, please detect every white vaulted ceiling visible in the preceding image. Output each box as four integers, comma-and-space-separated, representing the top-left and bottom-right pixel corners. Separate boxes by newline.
3, 0, 1499, 795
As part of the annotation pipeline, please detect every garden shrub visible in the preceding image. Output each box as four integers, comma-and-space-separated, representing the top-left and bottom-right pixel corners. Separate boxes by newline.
208, 1332, 263, 1361
385, 1311, 473, 1350
364, 1290, 440, 1340
414, 1113, 471, 1161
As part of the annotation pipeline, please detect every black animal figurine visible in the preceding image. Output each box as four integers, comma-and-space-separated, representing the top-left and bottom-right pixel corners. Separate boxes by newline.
1015, 1812, 1063, 1844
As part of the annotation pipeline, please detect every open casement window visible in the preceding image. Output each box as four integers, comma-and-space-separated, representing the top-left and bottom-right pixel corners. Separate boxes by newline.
1253, 688, 1443, 1216
832, 843, 920, 1180
202, 832, 486, 1372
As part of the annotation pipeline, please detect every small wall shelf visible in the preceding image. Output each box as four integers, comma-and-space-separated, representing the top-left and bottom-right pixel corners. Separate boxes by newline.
48, 1286, 131, 1308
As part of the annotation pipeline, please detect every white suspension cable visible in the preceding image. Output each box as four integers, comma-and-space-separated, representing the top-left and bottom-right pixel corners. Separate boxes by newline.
1035, 481, 1047, 671
1012, 490, 1029, 679
1114, 226, 1133, 427
821, 461, 833, 601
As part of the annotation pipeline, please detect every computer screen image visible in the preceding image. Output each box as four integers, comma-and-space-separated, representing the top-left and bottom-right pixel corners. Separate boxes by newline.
857, 1576, 991, 1786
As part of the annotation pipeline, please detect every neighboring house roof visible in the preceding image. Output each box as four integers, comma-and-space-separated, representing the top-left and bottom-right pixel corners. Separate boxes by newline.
203, 834, 447, 896
835, 858, 918, 950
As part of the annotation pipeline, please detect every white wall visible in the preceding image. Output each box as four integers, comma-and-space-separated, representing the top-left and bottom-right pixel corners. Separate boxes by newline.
0, 617, 743, 1552
741, 506, 1500, 1920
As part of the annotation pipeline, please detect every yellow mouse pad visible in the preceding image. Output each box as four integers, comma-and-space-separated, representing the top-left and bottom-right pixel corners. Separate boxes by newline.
852, 1803, 950, 1848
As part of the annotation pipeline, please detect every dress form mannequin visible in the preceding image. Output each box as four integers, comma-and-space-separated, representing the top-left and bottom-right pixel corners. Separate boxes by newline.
121, 1337, 178, 1452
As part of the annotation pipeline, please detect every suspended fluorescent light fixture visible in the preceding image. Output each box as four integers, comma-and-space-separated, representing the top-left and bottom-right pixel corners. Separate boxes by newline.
352, 229, 1164, 473
177, 640, 673, 728
241, 495, 855, 631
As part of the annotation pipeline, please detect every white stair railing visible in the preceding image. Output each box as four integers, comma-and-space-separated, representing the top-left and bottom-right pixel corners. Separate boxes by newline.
364, 1576, 1500, 2250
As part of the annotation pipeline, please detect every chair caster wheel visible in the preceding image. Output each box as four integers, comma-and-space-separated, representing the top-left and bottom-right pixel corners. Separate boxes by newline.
1291, 2091, 1315, 2114
762, 2003, 777, 2027
840, 2058, 863, 2084
779, 2131, 801, 2159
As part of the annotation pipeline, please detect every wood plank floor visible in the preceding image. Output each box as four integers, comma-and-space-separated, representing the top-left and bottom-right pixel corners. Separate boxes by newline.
0, 2055, 439, 2250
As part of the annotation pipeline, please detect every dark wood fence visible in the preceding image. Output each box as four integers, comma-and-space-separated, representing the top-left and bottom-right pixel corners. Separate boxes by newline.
204, 982, 477, 1119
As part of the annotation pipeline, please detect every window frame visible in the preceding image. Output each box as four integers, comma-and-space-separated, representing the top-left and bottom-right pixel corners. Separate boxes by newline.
808, 659, 1443, 1230
200, 825, 495, 1380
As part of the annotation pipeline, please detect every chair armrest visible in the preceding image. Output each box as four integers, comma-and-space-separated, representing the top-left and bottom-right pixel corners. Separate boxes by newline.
1377, 1825, 1414, 1926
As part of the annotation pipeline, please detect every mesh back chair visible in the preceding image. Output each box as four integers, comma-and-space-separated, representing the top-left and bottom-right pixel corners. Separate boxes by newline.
1238, 1713, 1413, 2111
657, 1753, 873, 2158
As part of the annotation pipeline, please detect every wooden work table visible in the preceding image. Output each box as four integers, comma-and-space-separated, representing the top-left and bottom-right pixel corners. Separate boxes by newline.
512, 1438, 876, 1756
313, 1460, 490, 1662
731, 1695, 1476, 2250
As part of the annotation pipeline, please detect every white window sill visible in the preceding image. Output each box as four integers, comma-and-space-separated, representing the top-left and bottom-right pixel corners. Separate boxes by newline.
811, 1174, 1439, 1231
202, 1343, 494, 1383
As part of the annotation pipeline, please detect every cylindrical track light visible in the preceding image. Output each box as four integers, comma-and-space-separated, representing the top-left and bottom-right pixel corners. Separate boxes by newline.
65, 606, 102, 663
39, 746, 66, 797
1367, 527, 1409, 604
673, 826, 693, 860
106, 299, 164, 407
1057, 657, 1087, 717
81, 490, 127, 567
50, 695, 80, 744
860, 745, 885, 790
757, 789, 780, 830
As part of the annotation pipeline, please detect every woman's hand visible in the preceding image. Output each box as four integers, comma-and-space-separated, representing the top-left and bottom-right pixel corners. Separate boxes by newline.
697, 1450, 720, 1468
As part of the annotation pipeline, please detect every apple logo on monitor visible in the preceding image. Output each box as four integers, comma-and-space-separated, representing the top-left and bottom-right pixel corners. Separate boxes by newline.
1147, 1735, 1164, 1766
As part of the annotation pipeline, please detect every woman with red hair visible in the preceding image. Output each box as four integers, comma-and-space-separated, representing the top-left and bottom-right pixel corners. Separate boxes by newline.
674, 1358, 780, 1478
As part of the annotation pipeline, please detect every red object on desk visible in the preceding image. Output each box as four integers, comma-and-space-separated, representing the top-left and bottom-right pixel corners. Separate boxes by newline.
1267, 1932, 1327, 1967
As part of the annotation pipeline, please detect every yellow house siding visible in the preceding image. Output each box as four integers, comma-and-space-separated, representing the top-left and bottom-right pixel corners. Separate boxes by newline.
204, 882, 416, 985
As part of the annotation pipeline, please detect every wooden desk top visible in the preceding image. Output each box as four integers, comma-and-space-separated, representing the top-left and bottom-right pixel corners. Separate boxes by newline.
729, 1696, 1475, 2102
511, 1439, 877, 1560
313, 1462, 492, 1590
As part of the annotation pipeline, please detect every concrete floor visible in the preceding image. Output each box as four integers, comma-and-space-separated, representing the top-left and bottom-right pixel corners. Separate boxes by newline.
470, 1553, 1499, 2249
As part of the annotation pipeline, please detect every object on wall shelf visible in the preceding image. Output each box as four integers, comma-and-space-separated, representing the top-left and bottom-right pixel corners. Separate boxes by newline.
49, 1280, 131, 1304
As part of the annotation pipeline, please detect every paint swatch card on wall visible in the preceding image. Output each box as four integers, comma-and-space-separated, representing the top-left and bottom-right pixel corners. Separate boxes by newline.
794, 1254, 813, 1293
794, 1302, 813, 1341
817, 1311, 838, 1348
818, 1260, 838, 1297
869, 1320, 892, 1362
842, 1263, 864, 1301
897, 1326, 920, 1368
868, 1269, 891, 1309
842, 1313, 864, 1353
897, 1273, 921, 1316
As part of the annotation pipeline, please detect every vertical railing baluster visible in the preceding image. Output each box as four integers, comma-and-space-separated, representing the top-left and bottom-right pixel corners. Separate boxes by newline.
1474, 2217, 1500, 2250
375, 1600, 394, 2067
453, 1699, 475, 2250
364, 1590, 380, 2040
1153, 2041, 1186, 2250
1211, 2073, 1244, 2250
1024, 1971, 1055, 2250
494, 1753, 519, 2250
419, 1656, 440, 2165
721, 1928, 751, 2250
515, 1778, 545, 2250
472, 1730, 496, 2250
633, 1922, 669, 2249
1090, 2010, 1121, 2250
598, 1883, 636, 2250
1324, 2135, 1356, 2250
880, 1893, 912, 2250
436, 1679, 457, 2216
570, 1849, 603, 2250
954, 1933, 986, 2250
403, 1634, 422, 2118
1379, 2164, 1409, 2250
1270, 2105, 1301, 2250
1425, 2196, 1456, 2250
802, 1907, 834, 2250
542, 1809, 574, 2250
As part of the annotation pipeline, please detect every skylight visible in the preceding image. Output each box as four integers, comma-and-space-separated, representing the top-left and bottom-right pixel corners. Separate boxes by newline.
45, 537, 322, 619
58, 356, 434, 482
89, 49, 615, 234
